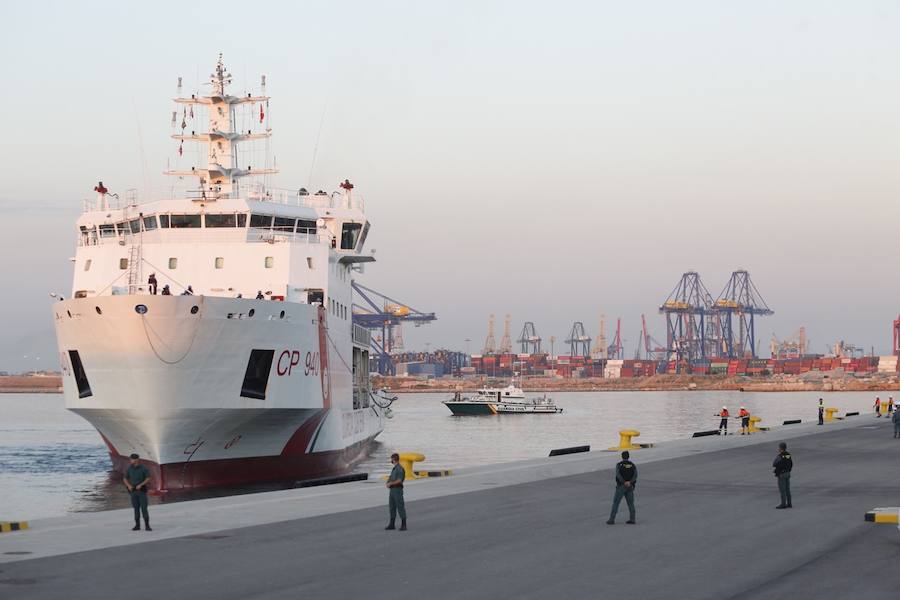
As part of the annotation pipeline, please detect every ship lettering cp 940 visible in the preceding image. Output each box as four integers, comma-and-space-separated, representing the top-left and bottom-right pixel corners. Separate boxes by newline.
276, 350, 320, 377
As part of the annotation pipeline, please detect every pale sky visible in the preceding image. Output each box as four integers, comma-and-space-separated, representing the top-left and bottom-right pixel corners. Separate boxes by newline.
2, 1, 899, 371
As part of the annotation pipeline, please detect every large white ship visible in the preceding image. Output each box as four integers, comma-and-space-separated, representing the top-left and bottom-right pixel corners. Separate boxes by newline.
51, 56, 386, 490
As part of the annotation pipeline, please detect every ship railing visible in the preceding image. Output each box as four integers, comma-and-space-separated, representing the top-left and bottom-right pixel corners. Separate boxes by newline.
76, 228, 325, 247
237, 184, 365, 212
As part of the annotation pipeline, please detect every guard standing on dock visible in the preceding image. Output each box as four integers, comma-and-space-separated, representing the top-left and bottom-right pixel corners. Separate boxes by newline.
773, 442, 793, 509
717, 406, 730, 435
385, 453, 407, 531
818, 398, 824, 426
606, 451, 637, 525
892, 406, 900, 438
124, 453, 152, 531
888, 396, 895, 416
739, 407, 751, 435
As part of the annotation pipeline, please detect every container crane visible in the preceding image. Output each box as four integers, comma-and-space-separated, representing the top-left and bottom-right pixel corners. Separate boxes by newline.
351, 282, 436, 375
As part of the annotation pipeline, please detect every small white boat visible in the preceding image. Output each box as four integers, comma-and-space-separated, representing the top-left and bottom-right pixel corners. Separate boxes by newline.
443, 386, 562, 415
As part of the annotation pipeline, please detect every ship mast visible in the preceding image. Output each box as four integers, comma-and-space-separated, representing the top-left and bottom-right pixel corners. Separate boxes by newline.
165, 54, 276, 199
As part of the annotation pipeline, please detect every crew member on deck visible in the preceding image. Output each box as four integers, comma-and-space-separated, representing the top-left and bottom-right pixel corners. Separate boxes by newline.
256, 291, 265, 300
148, 273, 158, 295
161, 284, 171, 295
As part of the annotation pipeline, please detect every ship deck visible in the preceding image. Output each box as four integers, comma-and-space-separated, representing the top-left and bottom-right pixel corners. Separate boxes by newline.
2, 417, 898, 599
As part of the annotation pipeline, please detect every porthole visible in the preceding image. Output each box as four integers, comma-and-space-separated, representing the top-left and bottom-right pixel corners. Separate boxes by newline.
248, 309, 255, 317
279, 310, 285, 319
95, 306, 102, 315
190, 306, 199, 315
135, 304, 148, 314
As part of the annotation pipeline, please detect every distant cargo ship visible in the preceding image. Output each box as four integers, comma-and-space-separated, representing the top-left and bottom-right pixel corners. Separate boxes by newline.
52, 55, 386, 490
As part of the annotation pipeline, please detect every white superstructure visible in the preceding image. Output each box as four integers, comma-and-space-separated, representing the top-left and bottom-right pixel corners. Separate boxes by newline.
51, 55, 385, 490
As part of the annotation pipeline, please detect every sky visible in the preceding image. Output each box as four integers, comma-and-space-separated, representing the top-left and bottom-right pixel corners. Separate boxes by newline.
1, 1, 899, 371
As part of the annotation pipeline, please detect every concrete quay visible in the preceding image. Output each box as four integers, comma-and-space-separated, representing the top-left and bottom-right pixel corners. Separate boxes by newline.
1, 417, 898, 599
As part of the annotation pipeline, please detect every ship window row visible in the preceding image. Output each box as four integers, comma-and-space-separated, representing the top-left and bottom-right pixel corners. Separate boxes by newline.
330, 298, 348, 320
79, 213, 318, 239
88, 255, 277, 272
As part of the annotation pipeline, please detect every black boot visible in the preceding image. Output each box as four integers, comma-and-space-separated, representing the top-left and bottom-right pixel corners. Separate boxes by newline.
132, 522, 140, 531
399, 520, 407, 531
144, 522, 152, 531
385, 521, 396, 530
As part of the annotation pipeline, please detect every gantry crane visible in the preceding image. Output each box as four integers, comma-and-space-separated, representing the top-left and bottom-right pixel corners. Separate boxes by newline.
351, 282, 436, 375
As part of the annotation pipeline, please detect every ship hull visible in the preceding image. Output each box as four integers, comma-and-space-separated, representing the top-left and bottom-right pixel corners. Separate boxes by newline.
443, 402, 497, 415
53, 295, 384, 490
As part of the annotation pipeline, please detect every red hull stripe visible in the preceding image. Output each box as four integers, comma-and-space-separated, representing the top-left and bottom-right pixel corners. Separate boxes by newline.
109, 433, 377, 491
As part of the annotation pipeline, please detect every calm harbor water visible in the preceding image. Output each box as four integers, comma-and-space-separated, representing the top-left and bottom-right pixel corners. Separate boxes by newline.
0, 391, 884, 520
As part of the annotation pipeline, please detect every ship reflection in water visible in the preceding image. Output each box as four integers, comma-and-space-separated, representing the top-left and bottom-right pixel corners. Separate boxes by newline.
0, 390, 883, 520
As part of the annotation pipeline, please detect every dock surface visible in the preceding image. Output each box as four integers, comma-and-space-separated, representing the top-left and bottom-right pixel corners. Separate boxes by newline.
2, 418, 899, 599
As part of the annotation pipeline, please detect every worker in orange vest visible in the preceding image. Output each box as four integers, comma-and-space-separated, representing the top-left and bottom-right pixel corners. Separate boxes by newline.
739, 406, 751, 435
716, 406, 730, 435
874, 397, 881, 418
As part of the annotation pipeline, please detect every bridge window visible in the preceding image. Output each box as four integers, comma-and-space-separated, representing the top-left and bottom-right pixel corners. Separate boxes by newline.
119, 258, 128, 270
297, 220, 317, 234
237, 213, 247, 227
205, 214, 237, 228
340, 222, 363, 250
159, 215, 170, 228
99, 224, 116, 238
169, 257, 178, 269
215, 257, 224, 269
264, 256, 274, 269
143, 216, 157, 231
273, 217, 294, 232
116, 222, 128, 234
170, 214, 201, 228
129, 219, 141, 234
250, 214, 273, 228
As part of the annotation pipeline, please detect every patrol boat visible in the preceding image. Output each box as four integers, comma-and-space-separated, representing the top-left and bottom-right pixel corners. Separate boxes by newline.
51, 55, 388, 490
443, 386, 562, 415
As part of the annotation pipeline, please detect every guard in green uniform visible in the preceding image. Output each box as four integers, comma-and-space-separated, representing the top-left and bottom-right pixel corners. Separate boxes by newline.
124, 453, 152, 531
606, 451, 637, 524
385, 453, 407, 531
773, 442, 793, 509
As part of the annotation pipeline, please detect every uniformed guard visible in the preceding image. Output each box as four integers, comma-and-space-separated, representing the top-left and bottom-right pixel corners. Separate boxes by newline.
772, 442, 793, 509
606, 451, 637, 525
124, 453, 152, 530
385, 453, 407, 531
817, 398, 824, 426
892, 406, 900, 438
